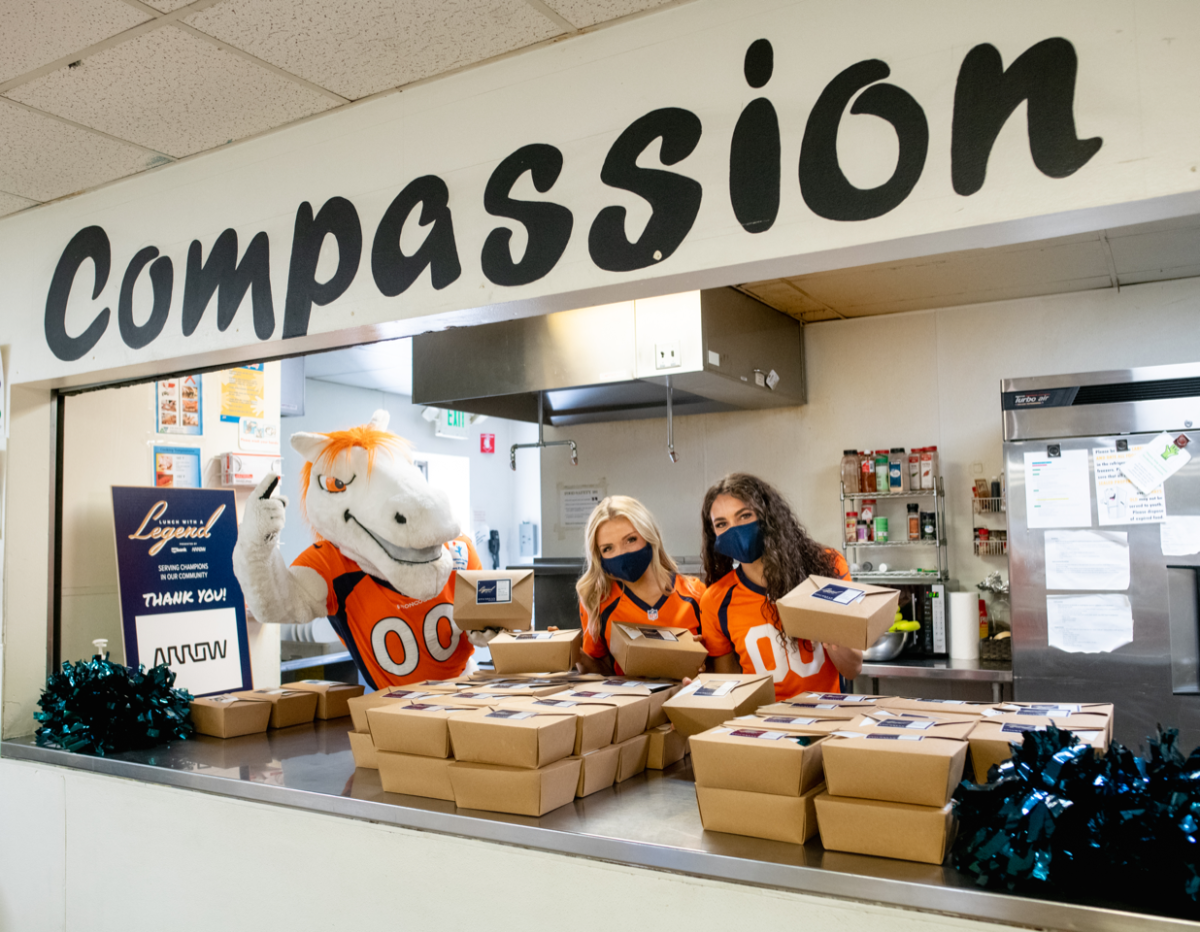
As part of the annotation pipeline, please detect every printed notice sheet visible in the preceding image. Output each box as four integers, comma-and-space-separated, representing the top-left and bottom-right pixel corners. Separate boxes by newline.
1024, 449, 1092, 528
1093, 446, 1165, 525
1046, 594, 1134, 654
1044, 529, 1130, 590
1161, 516, 1200, 556
1120, 431, 1192, 495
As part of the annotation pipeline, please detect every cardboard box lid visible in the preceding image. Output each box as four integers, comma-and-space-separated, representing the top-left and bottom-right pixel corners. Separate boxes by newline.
593, 678, 679, 694
608, 623, 709, 681
980, 709, 1110, 731
877, 696, 998, 716
845, 713, 977, 740
970, 719, 1108, 744
795, 691, 887, 707
452, 570, 534, 629
662, 674, 775, 738
691, 724, 825, 796
739, 713, 846, 734
287, 679, 363, 696
191, 694, 261, 709
497, 695, 618, 754
758, 699, 860, 720
233, 688, 315, 705
488, 629, 582, 674
446, 707, 578, 768
775, 576, 900, 650
367, 701, 479, 755
822, 730, 968, 807
453, 678, 568, 697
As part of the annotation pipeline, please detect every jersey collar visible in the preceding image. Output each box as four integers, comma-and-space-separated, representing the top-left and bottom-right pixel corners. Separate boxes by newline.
735, 565, 768, 596
619, 574, 674, 613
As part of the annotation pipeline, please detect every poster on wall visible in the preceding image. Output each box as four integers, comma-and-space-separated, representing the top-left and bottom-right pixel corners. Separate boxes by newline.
153, 446, 201, 489
156, 374, 202, 435
1093, 446, 1166, 526
220, 364, 264, 422
111, 486, 253, 696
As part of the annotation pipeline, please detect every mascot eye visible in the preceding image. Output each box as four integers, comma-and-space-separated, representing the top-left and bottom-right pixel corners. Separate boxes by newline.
319, 474, 354, 493
395, 513, 407, 524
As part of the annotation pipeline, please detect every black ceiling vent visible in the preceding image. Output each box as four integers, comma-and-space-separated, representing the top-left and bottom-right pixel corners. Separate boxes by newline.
1073, 377, 1200, 406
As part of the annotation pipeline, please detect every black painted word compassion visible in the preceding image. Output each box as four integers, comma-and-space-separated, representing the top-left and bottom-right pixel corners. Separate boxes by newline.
46, 37, 1100, 361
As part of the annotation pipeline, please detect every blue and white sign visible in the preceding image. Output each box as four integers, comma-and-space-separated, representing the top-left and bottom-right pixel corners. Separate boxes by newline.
111, 486, 252, 696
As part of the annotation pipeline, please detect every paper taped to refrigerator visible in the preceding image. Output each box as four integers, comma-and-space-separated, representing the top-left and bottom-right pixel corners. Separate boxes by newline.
1119, 431, 1191, 495
1092, 446, 1165, 526
1046, 594, 1133, 654
1024, 449, 1092, 529
1044, 530, 1130, 591
1160, 516, 1200, 556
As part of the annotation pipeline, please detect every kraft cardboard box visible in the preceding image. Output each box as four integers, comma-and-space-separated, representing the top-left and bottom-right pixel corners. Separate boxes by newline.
189, 695, 272, 738
985, 702, 1115, 741
449, 758, 582, 816
821, 729, 969, 807
407, 678, 481, 693
447, 708, 577, 769
556, 688, 651, 743
691, 725, 825, 797
697, 781, 825, 845
742, 713, 847, 735
378, 750, 455, 800
608, 624, 709, 681
794, 691, 887, 708
596, 679, 681, 728
286, 679, 365, 719
662, 674, 775, 738
575, 744, 621, 797
757, 699, 861, 721
455, 679, 570, 698
496, 696, 617, 755
775, 576, 900, 650
968, 720, 1108, 784
348, 730, 378, 769
814, 792, 956, 865
489, 629, 582, 674
233, 688, 319, 729
878, 697, 997, 717
614, 733, 650, 782
368, 702, 478, 757
452, 569, 534, 631
645, 723, 688, 769
349, 688, 437, 732
436, 690, 520, 707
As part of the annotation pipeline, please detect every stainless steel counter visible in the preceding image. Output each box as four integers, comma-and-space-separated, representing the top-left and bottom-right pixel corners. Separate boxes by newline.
3, 722, 1191, 930
862, 658, 1013, 702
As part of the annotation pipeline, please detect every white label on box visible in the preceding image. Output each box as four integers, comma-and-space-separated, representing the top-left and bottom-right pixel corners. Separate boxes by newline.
207, 695, 242, 704
254, 688, 291, 695
810, 584, 866, 605
535, 699, 578, 708
300, 679, 340, 685
384, 690, 430, 699
603, 679, 645, 687
874, 719, 934, 730
729, 728, 789, 740
486, 709, 536, 720
512, 631, 552, 640
406, 703, 449, 711
788, 702, 840, 710
865, 733, 924, 741
1017, 709, 1071, 719
762, 716, 819, 725
808, 693, 869, 702
567, 691, 613, 699
692, 681, 739, 698
476, 578, 512, 604
617, 624, 678, 641
1001, 723, 1041, 734
451, 692, 500, 700
1023, 703, 1082, 712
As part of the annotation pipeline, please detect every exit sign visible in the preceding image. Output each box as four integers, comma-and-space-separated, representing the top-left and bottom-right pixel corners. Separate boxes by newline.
435, 408, 469, 439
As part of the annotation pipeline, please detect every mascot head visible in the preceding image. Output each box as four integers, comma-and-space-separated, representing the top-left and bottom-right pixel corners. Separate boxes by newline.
292, 410, 459, 601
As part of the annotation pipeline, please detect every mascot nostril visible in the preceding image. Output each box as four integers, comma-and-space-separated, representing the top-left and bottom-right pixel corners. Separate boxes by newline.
232, 408, 481, 690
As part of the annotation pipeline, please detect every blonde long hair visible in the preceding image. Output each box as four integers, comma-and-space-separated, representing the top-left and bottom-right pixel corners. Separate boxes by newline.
576, 496, 678, 639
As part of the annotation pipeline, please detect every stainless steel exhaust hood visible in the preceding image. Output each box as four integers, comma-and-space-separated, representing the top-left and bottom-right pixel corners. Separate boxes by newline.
411, 288, 804, 426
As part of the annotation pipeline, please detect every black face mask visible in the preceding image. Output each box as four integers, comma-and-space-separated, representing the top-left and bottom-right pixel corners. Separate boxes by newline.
600, 544, 654, 582
713, 520, 765, 564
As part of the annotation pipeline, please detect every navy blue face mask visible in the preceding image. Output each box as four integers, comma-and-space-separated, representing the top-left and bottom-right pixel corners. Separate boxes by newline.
713, 520, 765, 564
600, 544, 654, 583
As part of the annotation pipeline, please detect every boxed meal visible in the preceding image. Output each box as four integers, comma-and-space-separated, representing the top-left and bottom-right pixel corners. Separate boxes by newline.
691, 725, 825, 797
614, 733, 650, 782
743, 713, 847, 735
968, 719, 1108, 784
985, 701, 1115, 741
775, 576, 900, 650
496, 696, 617, 755
556, 688, 651, 743
348, 730, 378, 769
189, 694, 272, 738
452, 569, 534, 631
449, 757, 582, 816
406, 678, 482, 693
378, 750, 456, 800
595, 679, 681, 728
488, 629, 582, 674
821, 728, 969, 807
757, 699, 861, 720
608, 624, 709, 681
645, 723, 689, 770
454, 678, 571, 698
348, 688, 438, 732
844, 712, 978, 738
814, 792, 956, 864
368, 702, 478, 757
285, 679, 365, 719
446, 708, 577, 769
793, 691, 887, 708
662, 674, 775, 738
697, 782, 825, 845
575, 744, 622, 797
232, 687, 319, 729
877, 697, 997, 717
435, 690, 521, 708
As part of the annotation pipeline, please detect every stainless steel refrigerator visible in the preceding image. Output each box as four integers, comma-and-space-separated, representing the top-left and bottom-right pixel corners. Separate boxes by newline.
1003, 363, 1200, 749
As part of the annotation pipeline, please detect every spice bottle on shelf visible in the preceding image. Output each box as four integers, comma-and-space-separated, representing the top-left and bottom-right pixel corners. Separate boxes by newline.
860, 452, 875, 493
908, 449, 921, 490
990, 476, 1001, 499
874, 451, 889, 493
920, 446, 939, 489
921, 511, 937, 541
860, 499, 876, 540
856, 519, 869, 542
840, 450, 860, 494
888, 447, 906, 491
874, 516, 889, 543
907, 503, 919, 540
979, 599, 990, 639
845, 510, 858, 543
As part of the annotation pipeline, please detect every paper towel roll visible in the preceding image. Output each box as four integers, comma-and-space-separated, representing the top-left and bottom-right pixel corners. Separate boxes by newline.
948, 591, 980, 660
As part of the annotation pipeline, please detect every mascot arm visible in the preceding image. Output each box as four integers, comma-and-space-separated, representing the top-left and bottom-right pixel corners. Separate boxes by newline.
233, 473, 329, 626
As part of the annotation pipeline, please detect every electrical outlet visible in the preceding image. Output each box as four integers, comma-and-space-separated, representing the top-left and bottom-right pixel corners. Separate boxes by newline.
655, 341, 681, 370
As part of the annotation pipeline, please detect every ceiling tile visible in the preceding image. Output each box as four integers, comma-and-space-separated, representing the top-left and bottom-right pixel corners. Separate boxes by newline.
6, 26, 339, 157
185, 0, 565, 101
738, 280, 826, 318
0, 99, 164, 201
543, 0, 675, 29
140, 0, 195, 11
0, 190, 39, 218
0, 0, 149, 84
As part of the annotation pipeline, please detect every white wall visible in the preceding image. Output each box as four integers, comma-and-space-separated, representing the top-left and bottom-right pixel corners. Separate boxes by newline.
278, 378, 540, 571
539, 277, 1200, 595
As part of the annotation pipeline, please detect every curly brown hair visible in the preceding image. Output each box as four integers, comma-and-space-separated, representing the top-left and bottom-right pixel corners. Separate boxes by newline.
701, 473, 841, 607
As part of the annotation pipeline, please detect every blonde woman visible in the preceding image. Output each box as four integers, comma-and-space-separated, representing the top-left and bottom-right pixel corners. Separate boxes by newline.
575, 496, 707, 675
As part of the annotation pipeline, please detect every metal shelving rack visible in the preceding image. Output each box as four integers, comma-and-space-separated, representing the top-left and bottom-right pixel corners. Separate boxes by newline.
840, 477, 947, 583
972, 495, 1008, 557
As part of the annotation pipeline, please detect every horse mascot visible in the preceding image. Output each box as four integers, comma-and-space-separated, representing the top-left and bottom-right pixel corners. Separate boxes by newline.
233, 410, 486, 688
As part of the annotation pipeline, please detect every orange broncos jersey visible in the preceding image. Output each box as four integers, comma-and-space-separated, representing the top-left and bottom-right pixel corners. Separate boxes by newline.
699, 552, 852, 701
292, 535, 480, 689
580, 574, 706, 673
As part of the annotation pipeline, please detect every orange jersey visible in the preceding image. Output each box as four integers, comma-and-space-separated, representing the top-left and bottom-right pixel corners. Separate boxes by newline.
580, 574, 706, 673
292, 535, 481, 689
699, 553, 852, 701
